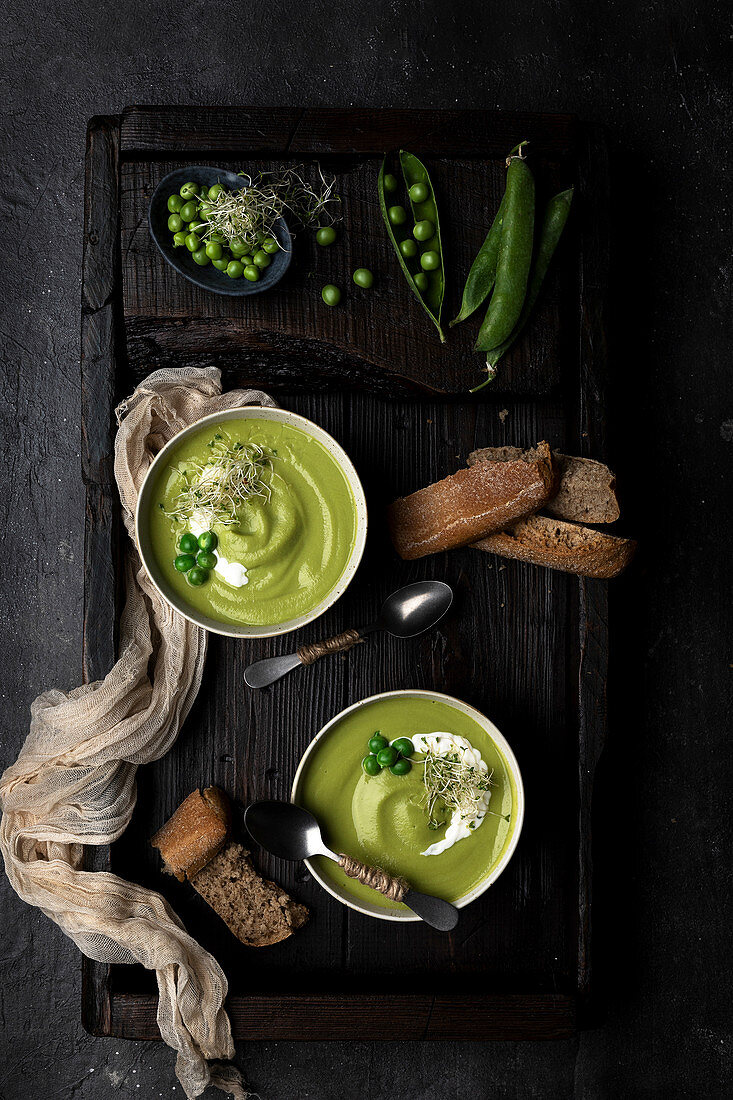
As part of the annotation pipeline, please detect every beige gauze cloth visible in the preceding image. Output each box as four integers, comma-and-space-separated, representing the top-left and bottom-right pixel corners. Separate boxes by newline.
0, 366, 278, 1099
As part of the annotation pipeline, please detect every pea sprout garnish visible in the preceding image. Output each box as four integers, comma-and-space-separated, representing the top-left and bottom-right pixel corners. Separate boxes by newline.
200, 165, 341, 256
418, 744, 493, 830
164, 433, 274, 528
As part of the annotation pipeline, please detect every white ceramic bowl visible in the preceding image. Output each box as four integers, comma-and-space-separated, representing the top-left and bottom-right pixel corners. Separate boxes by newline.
135, 407, 368, 639
291, 689, 525, 922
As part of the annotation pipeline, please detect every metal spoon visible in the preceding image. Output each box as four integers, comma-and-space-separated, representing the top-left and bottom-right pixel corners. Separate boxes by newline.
244, 580, 453, 689
244, 800, 459, 932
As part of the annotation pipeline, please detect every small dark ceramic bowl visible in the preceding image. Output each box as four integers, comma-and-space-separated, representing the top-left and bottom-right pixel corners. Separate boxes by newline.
148, 165, 292, 296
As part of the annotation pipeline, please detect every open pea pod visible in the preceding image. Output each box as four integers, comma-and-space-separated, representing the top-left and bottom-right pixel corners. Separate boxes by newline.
471, 187, 574, 392
378, 153, 446, 342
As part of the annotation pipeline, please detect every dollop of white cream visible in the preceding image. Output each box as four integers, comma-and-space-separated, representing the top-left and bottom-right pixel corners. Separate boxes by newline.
188, 511, 248, 589
411, 732, 491, 856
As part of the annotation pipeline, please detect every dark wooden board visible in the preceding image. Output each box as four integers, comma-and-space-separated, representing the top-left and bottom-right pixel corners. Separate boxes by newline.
81, 107, 609, 1041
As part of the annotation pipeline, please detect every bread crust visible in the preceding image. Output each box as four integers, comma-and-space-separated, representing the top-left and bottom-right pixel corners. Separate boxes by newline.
468, 446, 619, 524
389, 441, 555, 560
473, 514, 636, 578
150, 786, 231, 882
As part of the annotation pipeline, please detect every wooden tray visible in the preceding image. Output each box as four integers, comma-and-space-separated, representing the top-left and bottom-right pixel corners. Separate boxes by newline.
81, 107, 609, 1041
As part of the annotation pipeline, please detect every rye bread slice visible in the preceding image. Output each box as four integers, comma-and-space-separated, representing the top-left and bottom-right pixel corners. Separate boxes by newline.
151, 787, 231, 882
191, 842, 309, 947
389, 441, 555, 560
468, 445, 619, 524
473, 514, 636, 578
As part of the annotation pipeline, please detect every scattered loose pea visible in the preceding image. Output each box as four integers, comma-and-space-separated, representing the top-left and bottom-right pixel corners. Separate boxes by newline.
388, 205, 407, 226
321, 284, 341, 306
362, 755, 382, 776
413, 219, 434, 242
316, 226, 337, 246
243, 264, 261, 282
352, 268, 374, 288
400, 238, 418, 259
409, 182, 430, 203
420, 250, 440, 271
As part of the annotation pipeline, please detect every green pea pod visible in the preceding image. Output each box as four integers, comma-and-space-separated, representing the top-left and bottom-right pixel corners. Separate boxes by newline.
471, 187, 574, 392
475, 155, 535, 351
378, 153, 446, 342
450, 190, 507, 327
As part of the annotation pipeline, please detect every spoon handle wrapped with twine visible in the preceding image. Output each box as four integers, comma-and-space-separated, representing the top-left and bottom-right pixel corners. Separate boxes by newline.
337, 853, 408, 904
297, 628, 363, 666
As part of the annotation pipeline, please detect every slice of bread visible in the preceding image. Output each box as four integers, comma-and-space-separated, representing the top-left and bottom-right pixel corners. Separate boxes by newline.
468, 446, 619, 524
473, 514, 636, 578
151, 787, 231, 881
192, 842, 309, 947
389, 441, 555, 560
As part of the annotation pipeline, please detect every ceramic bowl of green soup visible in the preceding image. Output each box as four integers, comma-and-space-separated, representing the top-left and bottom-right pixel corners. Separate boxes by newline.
292, 690, 524, 921
136, 408, 367, 637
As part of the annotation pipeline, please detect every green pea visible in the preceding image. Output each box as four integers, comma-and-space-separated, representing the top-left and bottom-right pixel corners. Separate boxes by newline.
205, 241, 223, 260
240, 255, 254, 267
179, 182, 199, 199
196, 550, 217, 569
208, 183, 225, 201
321, 284, 341, 306
420, 250, 440, 271
362, 755, 382, 776
168, 213, 183, 233
243, 264, 261, 282
316, 226, 337, 246
414, 272, 429, 292
209, 230, 226, 244
198, 530, 218, 551
179, 201, 197, 223
368, 734, 387, 754
352, 268, 374, 289
413, 219, 434, 242
189, 221, 207, 234
172, 231, 187, 248
192, 247, 210, 266
263, 237, 280, 254
187, 567, 208, 586
212, 257, 229, 270
376, 746, 398, 768
409, 182, 430, 203
392, 737, 415, 758
229, 237, 247, 258
400, 238, 418, 259
167, 194, 184, 214
388, 205, 407, 226
179, 532, 199, 554
185, 233, 201, 252
390, 758, 412, 776
174, 553, 195, 573
383, 173, 398, 193
253, 249, 271, 268
226, 260, 244, 278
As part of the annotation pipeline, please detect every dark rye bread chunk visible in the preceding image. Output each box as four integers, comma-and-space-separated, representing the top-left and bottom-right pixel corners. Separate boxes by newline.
389, 441, 555, 560
192, 842, 309, 947
473, 514, 636, 578
468, 445, 620, 524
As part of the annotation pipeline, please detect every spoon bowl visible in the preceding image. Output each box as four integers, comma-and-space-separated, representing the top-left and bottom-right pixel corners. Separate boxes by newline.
378, 580, 453, 638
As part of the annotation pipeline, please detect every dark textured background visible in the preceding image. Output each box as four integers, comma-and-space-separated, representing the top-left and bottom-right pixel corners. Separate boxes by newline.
1, 1, 731, 1097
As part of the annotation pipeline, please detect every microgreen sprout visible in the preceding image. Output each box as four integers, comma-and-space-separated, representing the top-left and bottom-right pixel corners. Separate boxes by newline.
164, 433, 274, 527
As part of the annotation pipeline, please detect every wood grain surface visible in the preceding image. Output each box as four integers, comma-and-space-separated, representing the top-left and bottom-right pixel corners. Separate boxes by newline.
81, 108, 609, 1041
